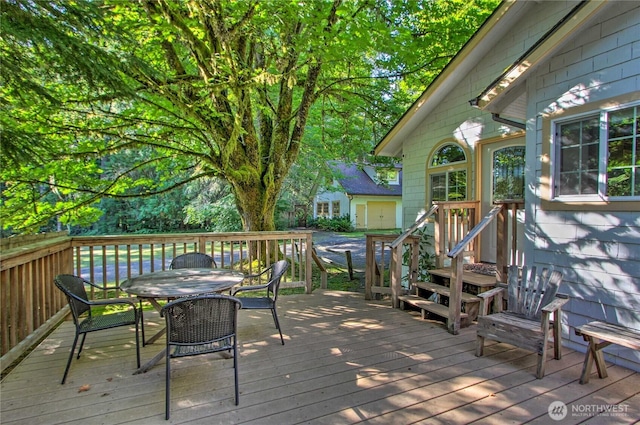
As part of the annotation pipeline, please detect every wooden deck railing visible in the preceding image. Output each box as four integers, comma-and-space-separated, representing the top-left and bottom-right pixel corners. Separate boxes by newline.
366, 202, 481, 309
364, 233, 420, 301
0, 230, 313, 371
378, 205, 438, 307
445, 201, 524, 334
367, 200, 525, 334
434, 201, 480, 268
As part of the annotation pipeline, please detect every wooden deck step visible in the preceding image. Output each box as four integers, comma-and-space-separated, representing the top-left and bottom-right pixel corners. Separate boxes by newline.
414, 281, 481, 303
398, 294, 469, 322
428, 268, 496, 289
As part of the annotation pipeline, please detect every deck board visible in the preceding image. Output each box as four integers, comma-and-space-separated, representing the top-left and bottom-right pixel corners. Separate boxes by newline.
1, 290, 637, 424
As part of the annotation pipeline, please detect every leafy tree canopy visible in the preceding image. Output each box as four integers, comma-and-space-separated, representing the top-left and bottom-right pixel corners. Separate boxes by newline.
1, 0, 499, 234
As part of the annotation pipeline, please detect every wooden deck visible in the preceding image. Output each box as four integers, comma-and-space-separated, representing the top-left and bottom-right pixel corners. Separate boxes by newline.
1, 290, 638, 424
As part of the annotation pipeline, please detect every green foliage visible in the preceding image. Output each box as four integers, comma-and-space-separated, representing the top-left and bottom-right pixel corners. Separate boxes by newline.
1, 0, 500, 235
309, 215, 354, 232
403, 226, 436, 283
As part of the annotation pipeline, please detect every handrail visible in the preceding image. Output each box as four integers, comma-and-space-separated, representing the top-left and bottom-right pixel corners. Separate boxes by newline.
390, 204, 438, 249
447, 205, 502, 259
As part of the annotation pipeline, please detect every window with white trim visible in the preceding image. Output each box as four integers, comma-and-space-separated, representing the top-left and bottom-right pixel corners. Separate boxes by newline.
553, 102, 639, 199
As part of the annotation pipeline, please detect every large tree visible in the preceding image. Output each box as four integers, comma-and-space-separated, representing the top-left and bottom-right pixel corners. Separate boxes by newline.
1, 0, 499, 234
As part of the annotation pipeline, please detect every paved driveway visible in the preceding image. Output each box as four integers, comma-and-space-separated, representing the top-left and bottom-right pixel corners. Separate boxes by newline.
311, 231, 368, 271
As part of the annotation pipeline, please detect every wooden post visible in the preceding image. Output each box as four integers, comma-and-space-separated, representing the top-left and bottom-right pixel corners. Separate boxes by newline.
410, 237, 419, 285
435, 207, 443, 268
311, 248, 328, 289
448, 254, 464, 335
496, 204, 508, 283
365, 235, 374, 300
345, 250, 354, 280
390, 245, 403, 308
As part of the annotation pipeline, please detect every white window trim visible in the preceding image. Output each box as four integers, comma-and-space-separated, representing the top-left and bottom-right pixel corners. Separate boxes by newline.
550, 100, 640, 202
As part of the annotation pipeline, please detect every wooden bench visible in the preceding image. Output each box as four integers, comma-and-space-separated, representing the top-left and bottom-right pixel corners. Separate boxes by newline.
575, 321, 640, 384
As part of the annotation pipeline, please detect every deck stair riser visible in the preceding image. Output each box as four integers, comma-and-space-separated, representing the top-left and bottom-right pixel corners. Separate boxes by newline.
399, 268, 496, 328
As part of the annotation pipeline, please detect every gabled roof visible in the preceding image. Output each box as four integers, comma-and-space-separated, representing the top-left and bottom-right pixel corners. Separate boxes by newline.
374, 0, 612, 157
329, 162, 402, 197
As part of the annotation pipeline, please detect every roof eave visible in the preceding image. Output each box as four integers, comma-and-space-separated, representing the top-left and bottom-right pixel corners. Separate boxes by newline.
472, 0, 611, 112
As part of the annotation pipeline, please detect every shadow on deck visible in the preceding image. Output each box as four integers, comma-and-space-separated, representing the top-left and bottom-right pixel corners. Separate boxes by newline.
1, 290, 638, 424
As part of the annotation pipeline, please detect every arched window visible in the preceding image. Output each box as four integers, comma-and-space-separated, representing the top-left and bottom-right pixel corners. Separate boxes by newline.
427, 142, 468, 204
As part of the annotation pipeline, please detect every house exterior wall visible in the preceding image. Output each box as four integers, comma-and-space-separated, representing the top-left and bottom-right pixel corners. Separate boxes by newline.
398, 1, 639, 371
527, 2, 640, 371
314, 189, 348, 219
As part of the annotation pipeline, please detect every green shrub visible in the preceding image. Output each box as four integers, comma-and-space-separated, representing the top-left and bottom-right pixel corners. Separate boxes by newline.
309, 215, 353, 232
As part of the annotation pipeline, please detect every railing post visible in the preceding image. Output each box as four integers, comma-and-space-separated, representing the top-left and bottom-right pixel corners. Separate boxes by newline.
410, 237, 419, 285
448, 254, 463, 335
496, 204, 508, 283
305, 232, 313, 294
365, 235, 374, 300
434, 207, 443, 268
390, 244, 403, 308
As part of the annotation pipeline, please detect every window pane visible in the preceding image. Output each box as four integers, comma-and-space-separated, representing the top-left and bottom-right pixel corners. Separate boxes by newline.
558, 116, 599, 196
448, 170, 467, 200
561, 146, 580, 172
431, 174, 446, 202
493, 146, 525, 200
607, 106, 638, 197
608, 138, 633, 166
580, 171, 598, 194
560, 121, 582, 146
609, 108, 634, 138
559, 172, 580, 196
431, 144, 466, 166
607, 169, 631, 197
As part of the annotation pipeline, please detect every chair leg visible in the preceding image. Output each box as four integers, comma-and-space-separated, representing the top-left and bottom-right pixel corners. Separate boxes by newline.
475, 335, 485, 357
77, 333, 88, 359
553, 316, 562, 360
139, 301, 146, 347
135, 317, 141, 369
536, 337, 549, 379
271, 307, 284, 345
536, 353, 546, 379
165, 351, 171, 420
233, 338, 239, 405
62, 333, 80, 385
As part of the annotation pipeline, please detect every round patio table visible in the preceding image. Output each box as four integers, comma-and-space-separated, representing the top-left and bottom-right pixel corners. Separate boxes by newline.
121, 268, 244, 300
121, 268, 245, 373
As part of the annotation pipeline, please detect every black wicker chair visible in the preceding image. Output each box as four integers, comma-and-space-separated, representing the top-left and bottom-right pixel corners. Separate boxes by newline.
232, 260, 289, 345
170, 252, 217, 269
162, 294, 241, 420
54, 274, 142, 384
